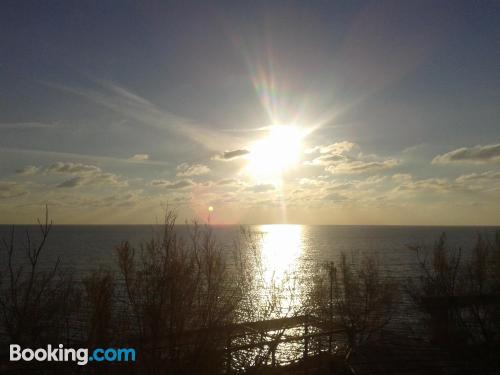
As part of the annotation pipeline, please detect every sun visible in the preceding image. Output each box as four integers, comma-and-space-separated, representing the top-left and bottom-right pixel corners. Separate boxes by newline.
246, 125, 304, 183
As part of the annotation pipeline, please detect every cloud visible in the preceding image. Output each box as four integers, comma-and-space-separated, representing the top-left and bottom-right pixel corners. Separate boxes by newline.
391, 171, 500, 196
307, 141, 398, 174
57, 177, 83, 188
0, 122, 56, 129
47, 162, 127, 188
323, 192, 348, 202
392, 173, 413, 184
44, 80, 240, 151
130, 154, 149, 161
298, 178, 328, 187
326, 159, 398, 174
432, 143, 500, 164
217, 178, 238, 185
393, 174, 452, 193
455, 170, 500, 184
245, 183, 275, 193
56, 173, 127, 189
306, 141, 356, 155
0, 181, 28, 199
57, 191, 141, 208
454, 171, 500, 192
16, 165, 40, 176
89, 172, 127, 187
176, 163, 210, 177
214, 149, 250, 161
46, 162, 101, 175
150, 179, 194, 189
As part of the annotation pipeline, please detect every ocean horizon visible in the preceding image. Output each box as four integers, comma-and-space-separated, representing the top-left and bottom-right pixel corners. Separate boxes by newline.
2, 224, 498, 278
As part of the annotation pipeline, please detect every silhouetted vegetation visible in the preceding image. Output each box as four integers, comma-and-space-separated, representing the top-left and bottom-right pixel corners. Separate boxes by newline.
114, 211, 246, 374
407, 233, 500, 373
309, 254, 398, 351
1, 208, 499, 374
0, 208, 79, 348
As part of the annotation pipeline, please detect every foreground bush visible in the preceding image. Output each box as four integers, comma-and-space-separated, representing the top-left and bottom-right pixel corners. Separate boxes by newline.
407, 232, 500, 372
308, 253, 399, 352
0, 208, 79, 349
115, 211, 246, 374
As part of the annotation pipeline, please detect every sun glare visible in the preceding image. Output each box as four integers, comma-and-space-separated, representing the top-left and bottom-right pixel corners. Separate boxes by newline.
246, 125, 303, 183
258, 224, 304, 315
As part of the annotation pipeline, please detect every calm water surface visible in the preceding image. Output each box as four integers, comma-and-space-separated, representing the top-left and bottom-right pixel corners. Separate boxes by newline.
1, 224, 497, 278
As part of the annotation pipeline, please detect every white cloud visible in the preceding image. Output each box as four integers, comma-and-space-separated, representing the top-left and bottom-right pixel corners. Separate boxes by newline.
325, 159, 398, 174
130, 154, 150, 161
307, 141, 399, 174
16, 165, 40, 176
454, 171, 500, 192
455, 170, 500, 184
306, 141, 357, 155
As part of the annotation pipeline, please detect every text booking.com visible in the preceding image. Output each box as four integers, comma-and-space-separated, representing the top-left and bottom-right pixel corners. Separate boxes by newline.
10, 344, 136, 366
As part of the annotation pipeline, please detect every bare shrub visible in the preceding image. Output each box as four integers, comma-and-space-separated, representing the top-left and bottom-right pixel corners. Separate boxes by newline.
407, 233, 462, 302
115, 210, 245, 374
310, 252, 398, 351
408, 232, 500, 370
0, 207, 79, 347
82, 268, 115, 347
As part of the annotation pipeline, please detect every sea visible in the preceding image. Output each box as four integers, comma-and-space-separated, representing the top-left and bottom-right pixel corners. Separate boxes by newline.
0, 224, 497, 279
1, 224, 498, 363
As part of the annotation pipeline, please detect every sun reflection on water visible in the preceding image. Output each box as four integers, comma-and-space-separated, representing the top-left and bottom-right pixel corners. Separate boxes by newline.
254, 224, 305, 318
259, 224, 303, 285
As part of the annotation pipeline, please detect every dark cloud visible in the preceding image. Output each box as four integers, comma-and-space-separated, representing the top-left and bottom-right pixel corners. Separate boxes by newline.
432, 143, 500, 164
57, 177, 83, 188
215, 149, 250, 161
48, 162, 127, 188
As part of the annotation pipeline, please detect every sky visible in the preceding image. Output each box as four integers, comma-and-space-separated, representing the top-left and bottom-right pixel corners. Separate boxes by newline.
0, 0, 499, 225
